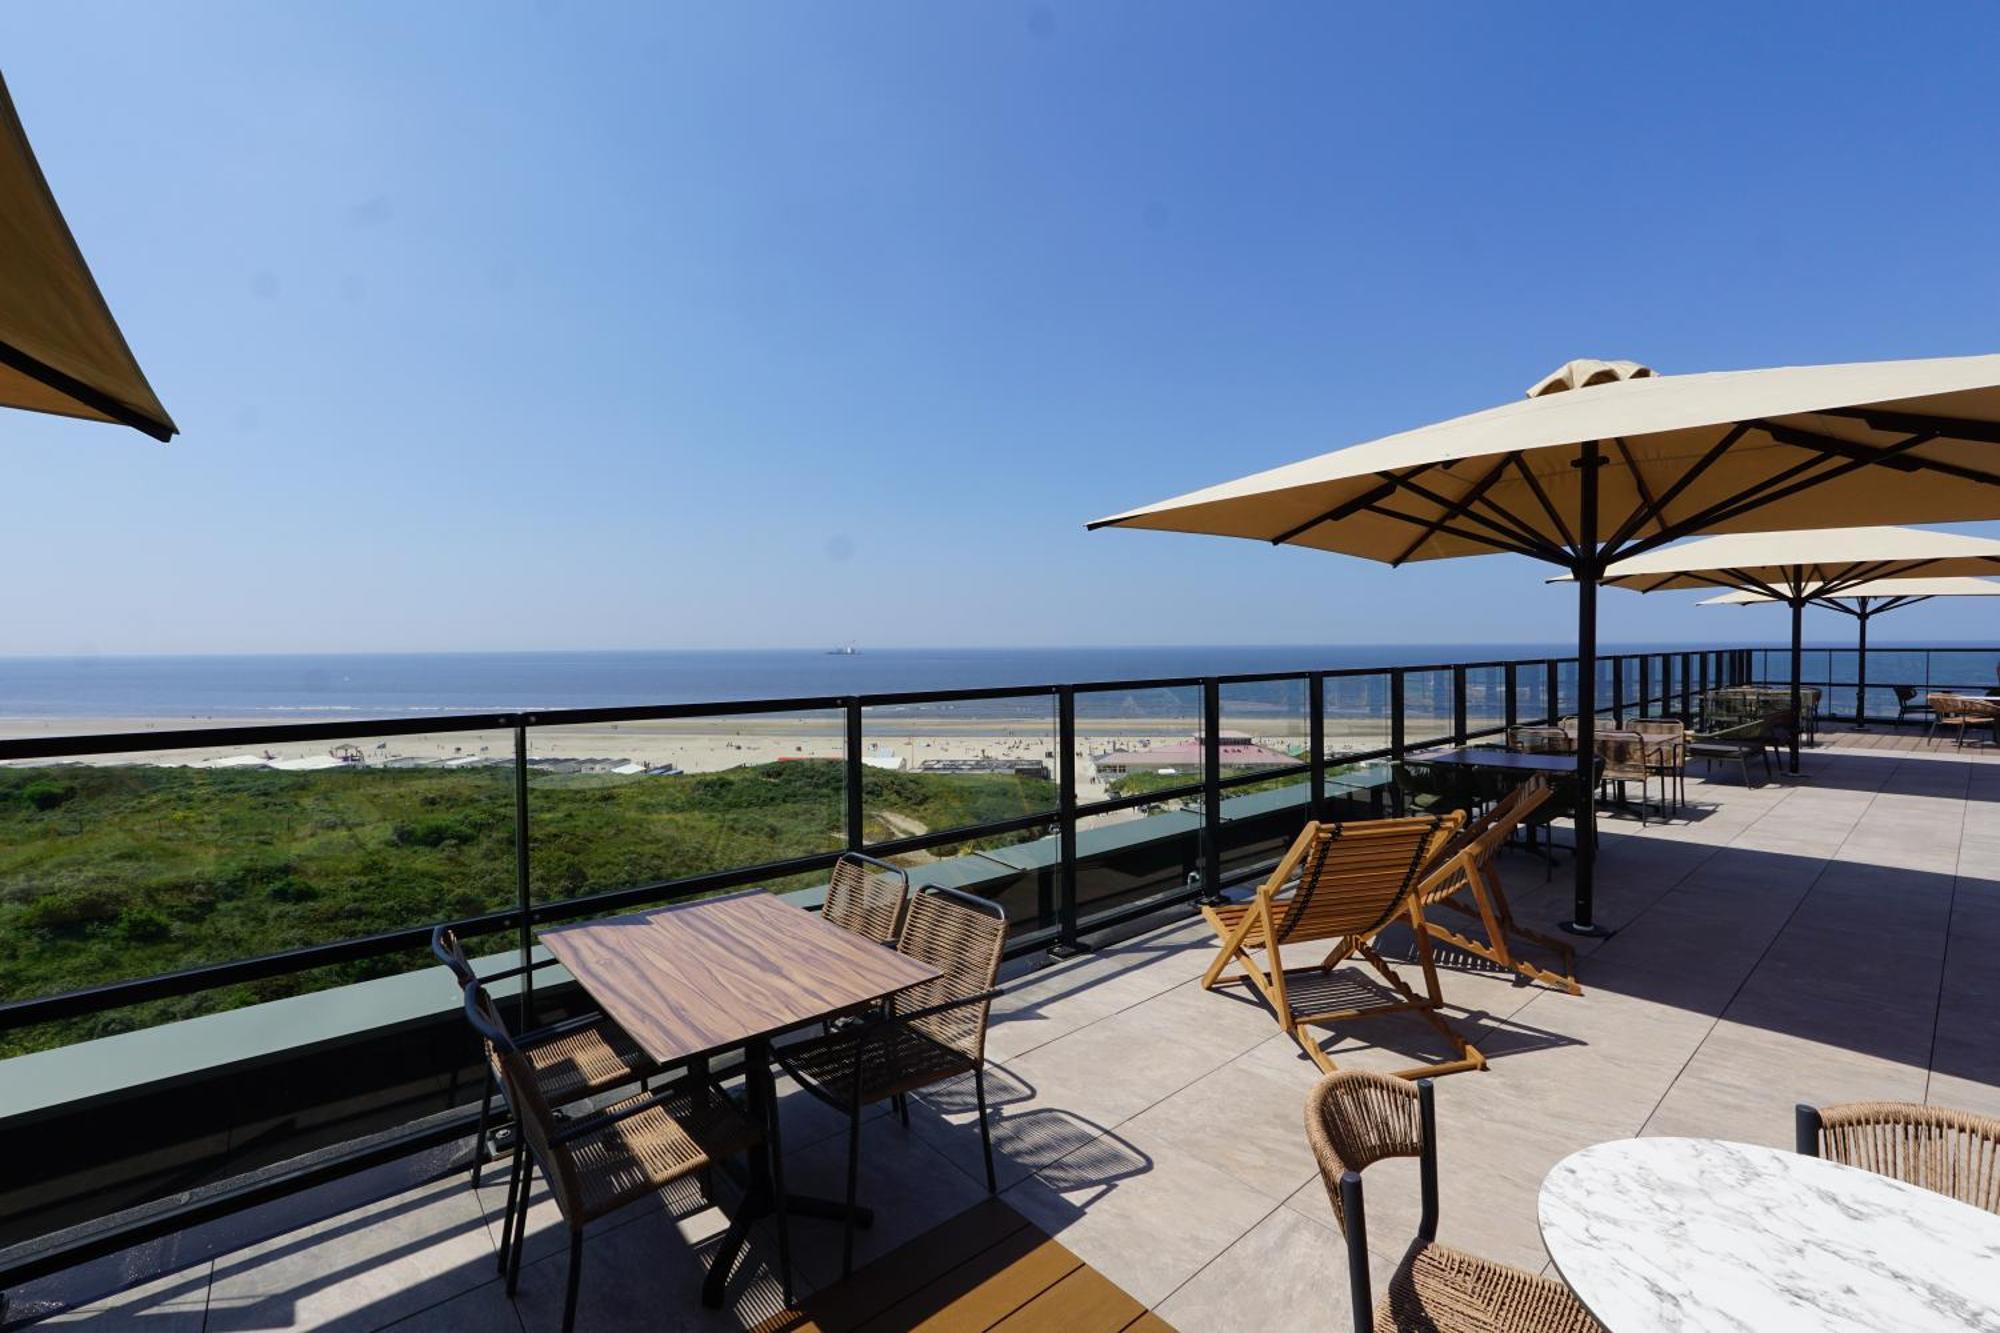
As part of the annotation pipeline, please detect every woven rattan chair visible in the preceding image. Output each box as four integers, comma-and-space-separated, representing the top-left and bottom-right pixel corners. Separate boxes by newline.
1415, 777, 1580, 996
1796, 1100, 2000, 1214
431, 926, 659, 1187
1200, 813, 1485, 1078
1593, 731, 1654, 825
1629, 718, 1686, 813
1932, 694, 1998, 748
465, 984, 779, 1331
1894, 685, 1934, 728
772, 885, 1007, 1277
820, 852, 910, 946
1507, 726, 1569, 755
1306, 1072, 1603, 1333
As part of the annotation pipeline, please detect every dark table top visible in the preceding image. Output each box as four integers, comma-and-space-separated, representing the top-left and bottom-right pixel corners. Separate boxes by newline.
540, 889, 942, 1065
1408, 747, 1580, 774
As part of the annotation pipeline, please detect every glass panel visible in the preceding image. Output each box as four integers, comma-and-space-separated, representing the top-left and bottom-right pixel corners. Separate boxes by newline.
526, 709, 842, 907
1555, 661, 1579, 717
1219, 678, 1309, 768
1073, 804, 1200, 925
0, 727, 515, 1053
1325, 673, 1391, 760
1216, 770, 1312, 879
861, 695, 1056, 846
1514, 663, 1553, 727
1076, 684, 1202, 806
1464, 665, 1505, 739
1402, 669, 1453, 749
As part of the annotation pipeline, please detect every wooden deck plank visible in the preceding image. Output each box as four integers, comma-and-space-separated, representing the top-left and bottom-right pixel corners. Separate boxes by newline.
880, 1233, 1081, 1332
1123, 1314, 1178, 1332
768, 1198, 1031, 1333
988, 1265, 1150, 1333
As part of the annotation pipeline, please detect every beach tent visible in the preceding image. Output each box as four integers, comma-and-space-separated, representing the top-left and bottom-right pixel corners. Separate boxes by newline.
1699, 575, 2000, 729
1089, 353, 2000, 932
0, 71, 175, 440
1590, 527, 2000, 771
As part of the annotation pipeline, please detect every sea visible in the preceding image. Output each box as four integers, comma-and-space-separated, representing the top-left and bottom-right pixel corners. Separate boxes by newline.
0, 643, 1845, 722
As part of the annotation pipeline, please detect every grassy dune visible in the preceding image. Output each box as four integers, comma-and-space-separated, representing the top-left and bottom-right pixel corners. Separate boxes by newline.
0, 761, 1055, 1054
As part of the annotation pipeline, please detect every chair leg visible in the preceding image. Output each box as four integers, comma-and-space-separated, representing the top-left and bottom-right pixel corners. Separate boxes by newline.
470, 1073, 495, 1186
505, 1154, 530, 1296
496, 1142, 526, 1275
974, 1065, 996, 1194
561, 1228, 583, 1333
842, 1103, 863, 1280
894, 1092, 909, 1128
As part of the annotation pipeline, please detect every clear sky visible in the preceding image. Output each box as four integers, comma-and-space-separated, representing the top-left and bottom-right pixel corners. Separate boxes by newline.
5, 3, 2000, 655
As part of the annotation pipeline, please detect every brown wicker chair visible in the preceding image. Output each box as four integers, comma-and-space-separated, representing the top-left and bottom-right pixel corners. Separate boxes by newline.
1629, 717, 1686, 813
1796, 1100, 2000, 1214
1593, 731, 1654, 825
466, 984, 779, 1331
431, 926, 659, 1188
772, 885, 1007, 1277
1306, 1071, 1603, 1333
820, 852, 910, 946
1201, 813, 1485, 1079
1506, 726, 1569, 755
1415, 777, 1580, 996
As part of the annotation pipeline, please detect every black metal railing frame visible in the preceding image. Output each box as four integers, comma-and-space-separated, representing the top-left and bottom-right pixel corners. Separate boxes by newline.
0, 647, 1755, 1042
1744, 645, 2000, 722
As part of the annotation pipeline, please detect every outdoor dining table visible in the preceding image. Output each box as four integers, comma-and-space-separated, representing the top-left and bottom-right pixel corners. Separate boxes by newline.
1539, 1137, 2000, 1332
1413, 746, 1579, 776
539, 888, 941, 1307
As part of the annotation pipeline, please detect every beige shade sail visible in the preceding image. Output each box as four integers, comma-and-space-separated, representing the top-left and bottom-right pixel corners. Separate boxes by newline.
1590, 526, 2000, 597
1089, 355, 2000, 568
0, 72, 175, 441
1698, 576, 2000, 606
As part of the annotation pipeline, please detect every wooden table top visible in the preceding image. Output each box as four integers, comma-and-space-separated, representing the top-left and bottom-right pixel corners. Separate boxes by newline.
539, 889, 942, 1065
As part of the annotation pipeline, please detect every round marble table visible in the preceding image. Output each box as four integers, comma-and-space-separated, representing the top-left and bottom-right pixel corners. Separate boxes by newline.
1539, 1137, 2000, 1332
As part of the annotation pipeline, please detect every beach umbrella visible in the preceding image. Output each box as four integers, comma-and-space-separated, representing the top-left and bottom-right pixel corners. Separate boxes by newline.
0, 71, 175, 440
1698, 575, 2000, 729
1089, 353, 2000, 933
1588, 527, 2000, 771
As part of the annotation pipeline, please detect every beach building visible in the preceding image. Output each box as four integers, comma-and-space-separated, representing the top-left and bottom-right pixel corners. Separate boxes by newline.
1091, 730, 1292, 777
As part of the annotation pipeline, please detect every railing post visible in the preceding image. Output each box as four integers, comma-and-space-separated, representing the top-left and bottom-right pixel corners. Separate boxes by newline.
1309, 674, 1327, 819
513, 720, 533, 1026
1545, 659, 1560, 724
1503, 662, 1518, 736
1681, 652, 1692, 718
1050, 687, 1086, 958
1389, 669, 1407, 760
1451, 665, 1468, 745
844, 699, 864, 849
1197, 679, 1225, 906
1610, 655, 1624, 725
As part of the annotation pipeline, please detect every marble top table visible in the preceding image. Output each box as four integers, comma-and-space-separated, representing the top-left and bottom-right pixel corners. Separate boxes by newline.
1539, 1138, 2000, 1332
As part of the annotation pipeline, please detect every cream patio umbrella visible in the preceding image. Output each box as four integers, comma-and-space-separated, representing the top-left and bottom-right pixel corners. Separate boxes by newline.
1699, 576, 2000, 730
0, 71, 175, 440
1089, 354, 2000, 933
1590, 527, 2000, 772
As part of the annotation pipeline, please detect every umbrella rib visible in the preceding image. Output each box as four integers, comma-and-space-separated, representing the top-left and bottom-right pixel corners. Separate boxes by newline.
1601, 423, 1753, 559
1507, 452, 1576, 551
1266, 465, 1437, 546
1614, 431, 1935, 563
1360, 503, 1557, 564
1610, 438, 1664, 537
1382, 460, 1568, 563
1825, 407, 2000, 447
1759, 420, 2000, 490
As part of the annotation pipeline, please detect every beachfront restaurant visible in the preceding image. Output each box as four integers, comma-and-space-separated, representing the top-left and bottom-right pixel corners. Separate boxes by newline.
4, 640, 2000, 1331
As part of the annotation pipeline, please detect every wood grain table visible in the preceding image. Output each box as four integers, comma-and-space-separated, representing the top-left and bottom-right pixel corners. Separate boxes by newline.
541, 889, 942, 1306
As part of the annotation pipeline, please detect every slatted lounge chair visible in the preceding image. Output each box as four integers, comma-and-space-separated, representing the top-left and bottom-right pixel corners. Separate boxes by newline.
1307, 1071, 1604, 1333
466, 984, 780, 1331
1415, 776, 1580, 996
1200, 813, 1485, 1078
1796, 1101, 2000, 1214
820, 851, 910, 946
431, 926, 659, 1187
772, 885, 1007, 1277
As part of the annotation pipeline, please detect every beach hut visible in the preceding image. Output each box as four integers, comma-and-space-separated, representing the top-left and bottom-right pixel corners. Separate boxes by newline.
0, 72, 175, 440
1698, 574, 2000, 729
1090, 354, 2000, 932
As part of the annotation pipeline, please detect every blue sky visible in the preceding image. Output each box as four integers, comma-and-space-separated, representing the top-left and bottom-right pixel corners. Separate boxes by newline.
5, 2, 2000, 654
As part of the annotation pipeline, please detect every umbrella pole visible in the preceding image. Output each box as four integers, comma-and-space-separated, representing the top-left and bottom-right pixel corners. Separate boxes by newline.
1853, 604, 1871, 730
1562, 443, 1604, 937
1789, 597, 1804, 774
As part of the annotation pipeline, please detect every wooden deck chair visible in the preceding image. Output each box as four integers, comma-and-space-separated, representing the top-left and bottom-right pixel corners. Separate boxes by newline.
1200, 812, 1484, 1079
1413, 776, 1581, 996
